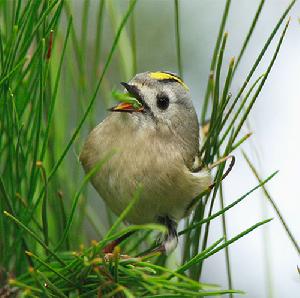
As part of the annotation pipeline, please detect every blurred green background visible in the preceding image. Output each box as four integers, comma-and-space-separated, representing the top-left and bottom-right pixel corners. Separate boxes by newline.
62, 2, 300, 295
0, 0, 299, 296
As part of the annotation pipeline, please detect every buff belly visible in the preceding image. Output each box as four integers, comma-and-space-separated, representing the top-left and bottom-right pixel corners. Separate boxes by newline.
80, 115, 211, 225
90, 151, 199, 224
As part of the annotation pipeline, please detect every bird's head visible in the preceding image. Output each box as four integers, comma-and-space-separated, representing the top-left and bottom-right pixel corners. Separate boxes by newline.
110, 71, 199, 144
109, 71, 200, 165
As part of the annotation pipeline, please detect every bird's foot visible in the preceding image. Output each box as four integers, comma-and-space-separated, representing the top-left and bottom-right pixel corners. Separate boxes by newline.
157, 215, 178, 254
161, 233, 178, 254
147, 235, 178, 256
140, 215, 178, 257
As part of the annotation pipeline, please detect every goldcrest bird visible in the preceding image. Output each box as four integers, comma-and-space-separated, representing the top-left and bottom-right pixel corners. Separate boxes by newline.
80, 71, 212, 254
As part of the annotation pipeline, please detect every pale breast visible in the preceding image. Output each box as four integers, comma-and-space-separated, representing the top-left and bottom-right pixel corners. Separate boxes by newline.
80, 114, 211, 224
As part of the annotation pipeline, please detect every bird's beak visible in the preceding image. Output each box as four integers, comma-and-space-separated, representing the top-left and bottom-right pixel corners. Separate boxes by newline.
109, 82, 144, 113
109, 102, 143, 112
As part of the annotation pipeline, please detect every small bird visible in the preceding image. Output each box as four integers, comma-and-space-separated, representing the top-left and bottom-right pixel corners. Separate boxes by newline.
80, 71, 212, 254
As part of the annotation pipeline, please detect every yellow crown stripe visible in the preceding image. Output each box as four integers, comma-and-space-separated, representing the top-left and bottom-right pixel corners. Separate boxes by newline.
149, 72, 189, 91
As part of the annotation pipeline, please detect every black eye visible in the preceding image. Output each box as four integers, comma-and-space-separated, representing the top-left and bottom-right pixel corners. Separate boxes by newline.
156, 94, 169, 110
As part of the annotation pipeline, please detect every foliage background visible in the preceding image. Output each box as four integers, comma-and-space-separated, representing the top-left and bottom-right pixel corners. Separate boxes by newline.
191, 1, 300, 296
0, 0, 299, 297
72, 1, 300, 295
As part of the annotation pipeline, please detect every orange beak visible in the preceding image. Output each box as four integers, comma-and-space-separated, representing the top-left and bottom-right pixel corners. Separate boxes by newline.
109, 102, 144, 113
109, 82, 145, 113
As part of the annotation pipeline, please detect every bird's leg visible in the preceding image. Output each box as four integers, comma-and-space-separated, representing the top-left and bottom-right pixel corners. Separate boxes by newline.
102, 231, 135, 253
155, 216, 178, 255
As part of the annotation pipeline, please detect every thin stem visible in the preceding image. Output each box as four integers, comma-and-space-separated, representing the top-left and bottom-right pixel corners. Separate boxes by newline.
174, 0, 182, 77
130, 7, 137, 75
219, 184, 233, 296
234, 0, 265, 73
243, 151, 300, 255
201, 0, 231, 123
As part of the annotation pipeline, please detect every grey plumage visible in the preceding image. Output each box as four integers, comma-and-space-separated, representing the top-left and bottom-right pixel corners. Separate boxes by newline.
80, 71, 211, 253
